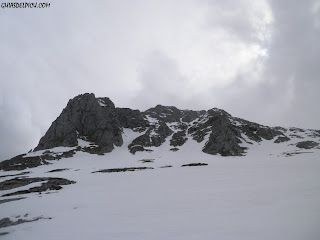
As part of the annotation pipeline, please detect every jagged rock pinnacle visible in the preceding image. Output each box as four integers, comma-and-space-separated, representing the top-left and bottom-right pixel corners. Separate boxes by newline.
34, 93, 123, 153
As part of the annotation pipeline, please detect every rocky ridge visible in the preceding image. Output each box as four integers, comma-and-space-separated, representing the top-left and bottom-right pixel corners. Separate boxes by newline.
1, 93, 320, 171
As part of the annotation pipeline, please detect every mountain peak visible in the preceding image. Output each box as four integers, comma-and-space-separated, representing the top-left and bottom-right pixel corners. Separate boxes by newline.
34, 93, 122, 153
32, 93, 316, 157
2, 93, 320, 172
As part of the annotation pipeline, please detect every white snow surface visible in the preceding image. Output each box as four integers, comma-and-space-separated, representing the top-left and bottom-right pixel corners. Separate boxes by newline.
1, 129, 320, 239
97, 98, 107, 107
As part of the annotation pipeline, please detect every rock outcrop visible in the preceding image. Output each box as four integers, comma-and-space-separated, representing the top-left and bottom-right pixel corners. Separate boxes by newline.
170, 130, 188, 147
202, 109, 243, 156
34, 93, 123, 153
296, 141, 319, 149
2, 93, 319, 169
0, 177, 76, 197
27, 94, 320, 157
128, 122, 173, 154
116, 108, 148, 132
0, 154, 51, 171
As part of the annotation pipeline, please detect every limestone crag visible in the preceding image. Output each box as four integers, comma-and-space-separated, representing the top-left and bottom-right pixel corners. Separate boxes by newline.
144, 105, 205, 123
128, 121, 173, 154
2, 93, 320, 171
296, 141, 319, 149
26, 94, 311, 156
34, 93, 123, 153
116, 108, 149, 132
202, 110, 243, 156
170, 130, 188, 147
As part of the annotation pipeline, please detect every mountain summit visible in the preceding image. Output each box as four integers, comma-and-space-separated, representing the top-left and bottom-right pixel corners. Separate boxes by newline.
2, 92, 320, 173
1, 93, 320, 172
34, 93, 123, 153
34, 93, 287, 156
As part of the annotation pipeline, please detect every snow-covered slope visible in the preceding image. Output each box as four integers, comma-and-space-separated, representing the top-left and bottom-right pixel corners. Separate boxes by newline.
1, 93, 320, 239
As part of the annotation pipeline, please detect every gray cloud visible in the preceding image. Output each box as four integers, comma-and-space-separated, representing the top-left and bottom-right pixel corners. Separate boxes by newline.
265, 0, 320, 126
133, 51, 190, 109
1, 0, 320, 160
217, 0, 320, 127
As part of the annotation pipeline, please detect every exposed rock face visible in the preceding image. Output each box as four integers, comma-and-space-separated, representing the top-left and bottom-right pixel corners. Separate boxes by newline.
34, 93, 123, 153
144, 105, 182, 122
0, 149, 80, 171
230, 118, 283, 143
145, 105, 205, 123
274, 136, 291, 143
181, 110, 204, 122
30, 94, 304, 157
0, 177, 74, 191
256, 127, 282, 140
116, 108, 148, 132
202, 110, 243, 156
296, 141, 319, 149
170, 130, 188, 147
0, 177, 76, 197
0, 217, 46, 229
3, 93, 319, 163
0, 154, 50, 171
93, 167, 154, 173
181, 163, 208, 167
128, 122, 173, 154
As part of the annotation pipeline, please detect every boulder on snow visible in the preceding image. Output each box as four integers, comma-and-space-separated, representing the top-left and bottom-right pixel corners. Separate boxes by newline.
274, 136, 291, 143
296, 141, 319, 149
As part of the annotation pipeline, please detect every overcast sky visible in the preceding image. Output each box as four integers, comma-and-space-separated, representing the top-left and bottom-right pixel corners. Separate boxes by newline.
1, 0, 320, 160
